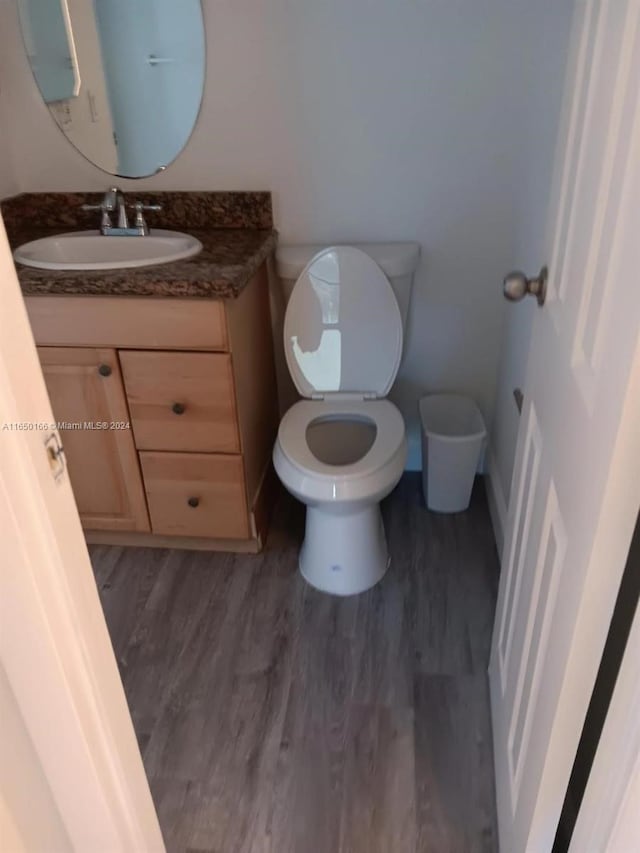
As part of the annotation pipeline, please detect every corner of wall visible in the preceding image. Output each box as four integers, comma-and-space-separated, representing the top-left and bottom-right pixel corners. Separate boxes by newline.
0, 91, 19, 200
0, 5, 20, 200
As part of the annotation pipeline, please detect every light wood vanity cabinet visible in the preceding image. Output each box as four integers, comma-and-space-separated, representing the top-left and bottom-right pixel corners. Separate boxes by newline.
26, 264, 278, 551
38, 346, 150, 533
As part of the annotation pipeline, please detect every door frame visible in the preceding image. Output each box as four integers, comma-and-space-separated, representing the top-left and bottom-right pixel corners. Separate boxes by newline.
0, 214, 164, 850
569, 593, 640, 851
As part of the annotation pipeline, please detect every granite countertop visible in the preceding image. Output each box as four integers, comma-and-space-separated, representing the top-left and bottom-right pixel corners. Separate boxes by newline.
2, 191, 277, 299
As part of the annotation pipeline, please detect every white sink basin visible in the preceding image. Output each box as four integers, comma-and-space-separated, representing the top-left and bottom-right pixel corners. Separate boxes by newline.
14, 229, 203, 271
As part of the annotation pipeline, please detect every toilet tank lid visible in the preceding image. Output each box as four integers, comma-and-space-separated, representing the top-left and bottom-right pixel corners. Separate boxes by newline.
276, 242, 421, 280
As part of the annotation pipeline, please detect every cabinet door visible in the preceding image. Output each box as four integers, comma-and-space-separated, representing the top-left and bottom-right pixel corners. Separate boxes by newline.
38, 347, 150, 532
139, 451, 249, 539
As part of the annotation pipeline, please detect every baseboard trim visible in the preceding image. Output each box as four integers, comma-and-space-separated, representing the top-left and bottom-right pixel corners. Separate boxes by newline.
85, 530, 262, 553
486, 446, 508, 563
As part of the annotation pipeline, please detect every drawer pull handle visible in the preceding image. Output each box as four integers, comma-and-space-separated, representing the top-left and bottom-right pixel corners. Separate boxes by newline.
98, 364, 112, 377
172, 402, 186, 415
187, 496, 200, 508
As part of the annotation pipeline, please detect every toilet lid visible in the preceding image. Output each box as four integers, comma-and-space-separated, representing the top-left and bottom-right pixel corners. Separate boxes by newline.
283, 246, 403, 398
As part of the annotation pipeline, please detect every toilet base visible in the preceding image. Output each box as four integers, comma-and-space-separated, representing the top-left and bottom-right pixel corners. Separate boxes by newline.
299, 503, 389, 596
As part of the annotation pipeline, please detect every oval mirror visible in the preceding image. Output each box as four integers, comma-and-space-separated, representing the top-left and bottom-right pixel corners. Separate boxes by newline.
17, 0, 205, 178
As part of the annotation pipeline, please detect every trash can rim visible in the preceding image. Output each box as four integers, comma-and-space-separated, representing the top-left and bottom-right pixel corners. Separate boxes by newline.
422, 427, 487, 442
418, 393, 486, 442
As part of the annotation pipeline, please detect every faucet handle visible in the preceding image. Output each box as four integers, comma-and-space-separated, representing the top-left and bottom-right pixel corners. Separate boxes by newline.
131, 202, 162, 212
81, 187, 118, 212
130, 201, 161, 235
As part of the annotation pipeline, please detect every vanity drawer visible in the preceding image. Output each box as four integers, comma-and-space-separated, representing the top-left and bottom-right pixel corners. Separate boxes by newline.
25, 296, 228, 352
120, 351, 240, 452
140, 451, 249, 539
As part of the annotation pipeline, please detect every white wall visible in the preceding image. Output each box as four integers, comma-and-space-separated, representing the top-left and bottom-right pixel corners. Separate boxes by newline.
0, 0, 569, 467
0, 83, 18, 199
490, 0, 575, 512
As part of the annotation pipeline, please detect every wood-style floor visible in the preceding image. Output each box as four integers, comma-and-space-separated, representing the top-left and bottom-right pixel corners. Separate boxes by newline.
91, 474, 500, 853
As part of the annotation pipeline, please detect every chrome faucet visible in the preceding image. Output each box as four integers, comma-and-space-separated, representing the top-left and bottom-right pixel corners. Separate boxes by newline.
116, 192, 128, 229
82, 187, 161, 236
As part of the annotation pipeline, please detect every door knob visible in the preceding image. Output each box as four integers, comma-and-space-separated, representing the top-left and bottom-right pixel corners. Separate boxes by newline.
503, 266, 547, 307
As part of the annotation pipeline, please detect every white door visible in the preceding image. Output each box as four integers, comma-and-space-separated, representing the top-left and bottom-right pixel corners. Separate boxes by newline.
489, 1, 640, 851
0, 212, 164, 850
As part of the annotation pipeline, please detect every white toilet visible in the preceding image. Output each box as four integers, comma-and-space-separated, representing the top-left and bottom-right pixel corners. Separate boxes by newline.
273, 243, 420, 596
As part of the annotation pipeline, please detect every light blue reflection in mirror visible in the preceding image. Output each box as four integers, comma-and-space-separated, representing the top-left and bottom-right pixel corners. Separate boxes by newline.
93, 0, 204, 177
19, 0, 79, 103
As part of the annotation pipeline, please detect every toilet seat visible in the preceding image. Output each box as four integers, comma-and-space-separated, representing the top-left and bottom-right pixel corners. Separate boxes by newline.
276, 398, 406, 503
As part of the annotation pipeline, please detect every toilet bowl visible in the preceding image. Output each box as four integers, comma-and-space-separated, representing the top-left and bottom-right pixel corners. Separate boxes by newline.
273, 244, 420, 596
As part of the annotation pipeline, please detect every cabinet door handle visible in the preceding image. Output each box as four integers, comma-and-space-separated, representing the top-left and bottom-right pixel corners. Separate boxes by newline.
187, 496, 200, 508
172, 402, 186, 415
98, 364, 112, 377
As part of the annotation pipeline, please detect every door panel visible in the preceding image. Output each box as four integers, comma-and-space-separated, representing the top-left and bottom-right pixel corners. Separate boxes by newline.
489, 1, 640, 850
497, 404, 542, 682
38, 346, 150, 532
507, 477, 567, 804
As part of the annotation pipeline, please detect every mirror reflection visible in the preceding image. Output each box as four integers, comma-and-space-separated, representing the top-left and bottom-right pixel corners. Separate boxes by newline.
18, 0, 205, 178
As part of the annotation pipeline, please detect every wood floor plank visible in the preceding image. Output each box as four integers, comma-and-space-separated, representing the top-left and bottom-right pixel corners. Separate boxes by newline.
348, 479, 417, 709
414, 673, 498, 853
174, 666, 293, 853
265, 629, 355, 853
147, 776, 195, 853
90, 543, 121, 588
174, 557, 301, 853
351, 572, 414, 709
120, 549, 239, 746
409, 480, 500, 675
140, 556, 257, 781
338, 703, 417, 853
90, 545, 169, 658
301, 584, 361, 640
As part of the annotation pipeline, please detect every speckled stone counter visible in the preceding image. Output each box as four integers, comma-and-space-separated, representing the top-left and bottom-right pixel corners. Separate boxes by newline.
1, 191, 277, 299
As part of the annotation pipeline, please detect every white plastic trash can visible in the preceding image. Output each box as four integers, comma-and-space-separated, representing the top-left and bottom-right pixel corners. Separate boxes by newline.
419, 394, 487, 513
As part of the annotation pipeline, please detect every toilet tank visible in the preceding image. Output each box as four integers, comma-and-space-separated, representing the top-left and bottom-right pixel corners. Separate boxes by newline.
275, 242, 421, 334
